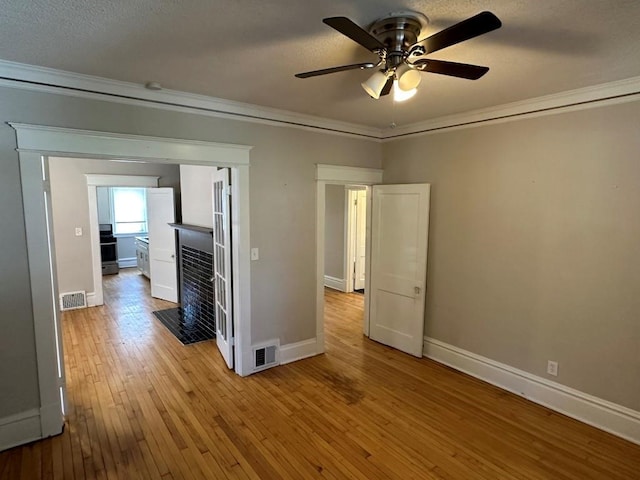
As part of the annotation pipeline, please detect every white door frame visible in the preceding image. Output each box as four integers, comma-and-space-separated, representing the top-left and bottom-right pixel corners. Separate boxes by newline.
11, 123, 253, 441
86, 174, 160, 307
315, 164, 383, 353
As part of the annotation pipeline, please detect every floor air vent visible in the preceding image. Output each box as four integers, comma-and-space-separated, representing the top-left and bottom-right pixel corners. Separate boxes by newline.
253, 344, 278, 371
60, 291, 87, 311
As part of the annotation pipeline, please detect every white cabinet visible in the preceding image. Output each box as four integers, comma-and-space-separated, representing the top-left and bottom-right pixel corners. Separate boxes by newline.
135, 237, 150, 278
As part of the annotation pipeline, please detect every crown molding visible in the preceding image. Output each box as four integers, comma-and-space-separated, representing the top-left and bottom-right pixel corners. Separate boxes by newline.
2, 59, 640, 143
381, 75, 640, 140
0, 59, 383, 141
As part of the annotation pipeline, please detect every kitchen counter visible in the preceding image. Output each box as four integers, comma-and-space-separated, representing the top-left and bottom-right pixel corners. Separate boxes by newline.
135, 236, 150, 278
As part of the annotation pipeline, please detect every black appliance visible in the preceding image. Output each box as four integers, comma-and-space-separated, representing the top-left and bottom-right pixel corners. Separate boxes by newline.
99, 224, 119, 275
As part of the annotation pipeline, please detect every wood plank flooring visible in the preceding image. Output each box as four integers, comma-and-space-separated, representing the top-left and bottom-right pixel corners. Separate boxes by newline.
1, 269, 639, 479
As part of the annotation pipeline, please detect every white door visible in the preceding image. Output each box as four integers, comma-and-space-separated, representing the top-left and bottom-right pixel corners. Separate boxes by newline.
354, 189, 367, 291
369, 184, 430, 357
213, 168, 234, 369
147, 188, 178, 302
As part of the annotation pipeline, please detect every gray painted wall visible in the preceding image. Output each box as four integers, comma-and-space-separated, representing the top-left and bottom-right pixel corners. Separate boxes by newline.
180, 165, 217, 228
324, 184, 345, 280
0, 85, 381, 419
49, 157, 181, 295
382, 100, 640, 411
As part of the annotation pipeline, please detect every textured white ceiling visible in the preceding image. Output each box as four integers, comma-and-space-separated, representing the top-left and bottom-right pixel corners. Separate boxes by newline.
1, 0, 639, 129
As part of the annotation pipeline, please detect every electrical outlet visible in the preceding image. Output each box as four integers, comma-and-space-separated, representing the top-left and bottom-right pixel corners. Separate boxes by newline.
547, 360, 559, 376
74, 227, 83, 237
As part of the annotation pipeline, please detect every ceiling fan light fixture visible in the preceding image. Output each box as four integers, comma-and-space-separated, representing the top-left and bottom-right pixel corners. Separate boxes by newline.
396, 64, 422, 91
393, 80, 417, 102
361, 70, 389, 99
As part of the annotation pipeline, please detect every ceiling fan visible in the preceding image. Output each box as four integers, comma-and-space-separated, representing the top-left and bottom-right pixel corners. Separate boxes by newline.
295, 11, 502, 101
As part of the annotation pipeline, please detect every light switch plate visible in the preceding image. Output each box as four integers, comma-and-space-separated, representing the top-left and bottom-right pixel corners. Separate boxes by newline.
251, 248, 259, 261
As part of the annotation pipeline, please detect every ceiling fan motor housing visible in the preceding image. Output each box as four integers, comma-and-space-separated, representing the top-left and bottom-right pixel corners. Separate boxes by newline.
369, 13, 428, 70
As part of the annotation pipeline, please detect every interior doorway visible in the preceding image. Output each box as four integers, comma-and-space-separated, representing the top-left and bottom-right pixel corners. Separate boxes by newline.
13, 123, 253, 443
323, 184, 368, 295
315, 164, 383, 353
51, 161, 238, 359
76, 174, 177, 307
323, 184, 368, 338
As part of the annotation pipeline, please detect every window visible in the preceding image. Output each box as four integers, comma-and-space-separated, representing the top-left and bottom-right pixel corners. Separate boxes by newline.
111, 187, 147, 234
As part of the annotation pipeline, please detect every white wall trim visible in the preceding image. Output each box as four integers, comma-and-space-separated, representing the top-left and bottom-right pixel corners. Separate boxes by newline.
85, 174, 159, 187
344, 188, 355, 294
383, 75, 640, 140
86, 291, 97, 307
316, 164, 383, 184
11, 123, 252, 166
0, 59, 382, 141
117, 258, 137, 268
280, 338, 318, 365
17, 151, 66, 444
0, 408, 41, 452
423, 337, 640, 446
230, 165, 252, 377
39, 402, 64, 441
2, 60, 640, 142
324, 275, 347, 292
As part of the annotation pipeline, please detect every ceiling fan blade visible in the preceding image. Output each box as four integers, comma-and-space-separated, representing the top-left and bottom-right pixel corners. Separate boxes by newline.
413, 59, 489, 80
323, 17, 386, 52
419, 11, 501, 55
295, 62, 376, 78
379, 77, 393, 96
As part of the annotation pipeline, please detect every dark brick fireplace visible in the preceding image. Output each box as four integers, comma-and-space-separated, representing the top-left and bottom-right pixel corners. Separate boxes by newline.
153, 224, 216, 345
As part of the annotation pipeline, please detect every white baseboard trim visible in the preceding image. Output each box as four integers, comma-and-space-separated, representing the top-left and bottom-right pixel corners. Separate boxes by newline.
0, 408, 41, 452
86, 291, 97, 307
423, 337, 640, 445
324, 275, 347, 292
280, 338, 318, 365
118, 257, 137, 268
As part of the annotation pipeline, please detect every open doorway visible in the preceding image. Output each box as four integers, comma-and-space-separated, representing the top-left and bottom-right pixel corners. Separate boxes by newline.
48, 159, 180, 308
315, 164, 383, 354
322, 183, 369, 354
49, 158, 239, 358
14, 123, 253, 442
95, 185, 174, 299
323, 184, 368, 294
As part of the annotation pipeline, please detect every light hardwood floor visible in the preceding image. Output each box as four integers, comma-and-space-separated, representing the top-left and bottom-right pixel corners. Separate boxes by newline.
1, 270, 639, 479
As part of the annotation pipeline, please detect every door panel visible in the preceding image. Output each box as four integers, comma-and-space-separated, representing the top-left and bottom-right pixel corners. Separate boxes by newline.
354, 189, 367, 291
369, 184, 430, 357
147, 188, 178, 302
213, 168, 234, 369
